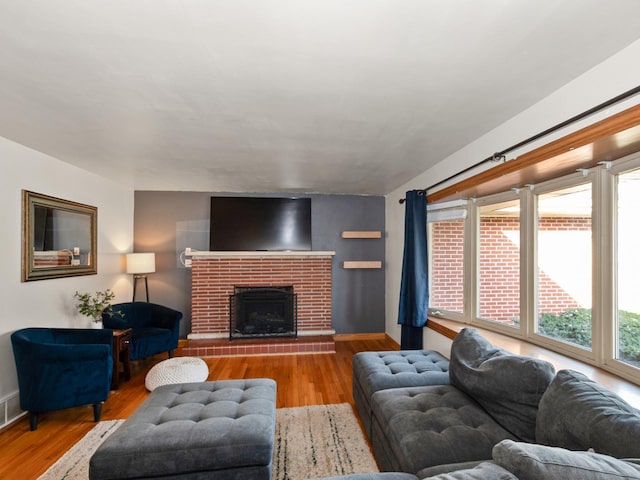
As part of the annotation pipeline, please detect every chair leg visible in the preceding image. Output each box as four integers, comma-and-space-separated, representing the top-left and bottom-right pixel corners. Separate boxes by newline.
93, 403, 103, 422
29, 412, 38, 431
168, 350, 174, 358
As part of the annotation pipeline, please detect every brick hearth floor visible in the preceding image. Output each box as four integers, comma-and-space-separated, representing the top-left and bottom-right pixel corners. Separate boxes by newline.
182, 335, 335, 357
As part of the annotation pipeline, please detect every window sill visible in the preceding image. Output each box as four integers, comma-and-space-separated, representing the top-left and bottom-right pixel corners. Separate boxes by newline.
427, 317, 640, 407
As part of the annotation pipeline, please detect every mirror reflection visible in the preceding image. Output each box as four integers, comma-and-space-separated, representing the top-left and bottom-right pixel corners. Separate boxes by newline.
33, 206, 92, 268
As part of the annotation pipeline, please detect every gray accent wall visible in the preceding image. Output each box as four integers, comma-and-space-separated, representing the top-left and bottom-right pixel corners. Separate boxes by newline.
134, 192, 385, 337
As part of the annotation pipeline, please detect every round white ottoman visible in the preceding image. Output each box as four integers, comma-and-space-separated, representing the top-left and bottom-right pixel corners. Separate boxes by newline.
145, 357, 209, 391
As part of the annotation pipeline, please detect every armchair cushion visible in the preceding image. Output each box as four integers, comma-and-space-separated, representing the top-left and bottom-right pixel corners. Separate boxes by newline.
103, 302, 182, 360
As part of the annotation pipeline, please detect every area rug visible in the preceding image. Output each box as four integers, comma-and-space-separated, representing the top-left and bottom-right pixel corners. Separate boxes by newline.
39, 403, 378, 480
272, 403, 379, 480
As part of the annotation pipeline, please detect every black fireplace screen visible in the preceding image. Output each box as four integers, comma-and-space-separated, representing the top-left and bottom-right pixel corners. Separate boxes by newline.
229, 286, 297, 339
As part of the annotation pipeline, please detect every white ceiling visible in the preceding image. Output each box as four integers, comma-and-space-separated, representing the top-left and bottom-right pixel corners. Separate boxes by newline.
3, 1, 640, 195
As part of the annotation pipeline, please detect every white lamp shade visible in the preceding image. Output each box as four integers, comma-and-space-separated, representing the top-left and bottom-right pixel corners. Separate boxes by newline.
126, 253, 156, 274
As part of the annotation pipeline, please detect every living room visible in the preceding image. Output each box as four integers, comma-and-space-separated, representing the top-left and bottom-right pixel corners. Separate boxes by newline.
3, 2, 640, 478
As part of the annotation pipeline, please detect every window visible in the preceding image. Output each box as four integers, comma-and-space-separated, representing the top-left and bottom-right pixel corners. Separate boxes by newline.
427, 152, 640, 384
477, 198, 520, 327
615, 167, 640, 369
535, 182, 593, 351
428, 201, 467, 316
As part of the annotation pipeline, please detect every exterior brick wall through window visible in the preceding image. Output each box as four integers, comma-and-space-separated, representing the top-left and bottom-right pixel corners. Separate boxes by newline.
430, 216, 592, 324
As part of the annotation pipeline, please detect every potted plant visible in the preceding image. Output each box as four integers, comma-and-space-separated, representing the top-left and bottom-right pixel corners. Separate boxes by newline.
74, 289, 121, 328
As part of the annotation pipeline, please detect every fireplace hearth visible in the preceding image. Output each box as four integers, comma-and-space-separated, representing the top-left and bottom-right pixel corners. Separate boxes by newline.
230, 286, 297, 340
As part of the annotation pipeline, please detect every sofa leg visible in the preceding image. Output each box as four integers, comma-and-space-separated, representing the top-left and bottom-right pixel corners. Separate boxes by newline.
29, 412, 38, 431
93, 403, 103, 422
168, 350, 174, 358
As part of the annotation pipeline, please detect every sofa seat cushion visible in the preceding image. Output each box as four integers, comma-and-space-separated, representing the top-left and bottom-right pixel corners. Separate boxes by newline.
353, 350, 449, 437
353, 350, 450, 390
493, 439, 640, 480
449, 328, 555, 443
536, 369, 640, 458
370, 384, 518, 475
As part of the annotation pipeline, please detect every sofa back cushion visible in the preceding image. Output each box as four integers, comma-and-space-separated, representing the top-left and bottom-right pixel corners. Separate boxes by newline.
449, 328, 556, 443
536, 369, 640, 458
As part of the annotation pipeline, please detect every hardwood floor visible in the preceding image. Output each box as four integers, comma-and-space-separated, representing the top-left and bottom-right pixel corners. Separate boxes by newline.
0, 336, 397, 479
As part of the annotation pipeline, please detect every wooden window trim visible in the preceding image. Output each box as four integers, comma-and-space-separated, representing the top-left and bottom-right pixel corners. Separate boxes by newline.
428, 103, 640, 204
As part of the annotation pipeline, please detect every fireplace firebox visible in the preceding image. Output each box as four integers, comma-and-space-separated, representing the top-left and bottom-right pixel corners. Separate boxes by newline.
229, 286, 297, 340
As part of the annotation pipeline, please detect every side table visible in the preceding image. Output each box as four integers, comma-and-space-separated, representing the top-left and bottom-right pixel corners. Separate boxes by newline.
111, 328, 132, 389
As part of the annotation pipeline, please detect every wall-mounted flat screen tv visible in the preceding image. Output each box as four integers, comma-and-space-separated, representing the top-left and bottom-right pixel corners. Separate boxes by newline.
209, 197, 312, 251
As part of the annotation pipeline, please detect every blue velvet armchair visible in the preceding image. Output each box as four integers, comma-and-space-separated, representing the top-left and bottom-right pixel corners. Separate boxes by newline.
11, 327, 113, 431
103, 302, 182, 360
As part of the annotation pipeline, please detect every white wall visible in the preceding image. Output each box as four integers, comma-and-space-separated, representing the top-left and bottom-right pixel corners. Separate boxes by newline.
0, 137, 134, 408
385, 38, 640, 345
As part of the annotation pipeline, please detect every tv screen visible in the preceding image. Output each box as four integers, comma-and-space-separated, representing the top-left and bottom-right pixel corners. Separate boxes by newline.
209, 197, 312, 251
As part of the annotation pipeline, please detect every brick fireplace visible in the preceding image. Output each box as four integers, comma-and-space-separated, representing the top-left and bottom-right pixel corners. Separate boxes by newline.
183, 251, 336, 356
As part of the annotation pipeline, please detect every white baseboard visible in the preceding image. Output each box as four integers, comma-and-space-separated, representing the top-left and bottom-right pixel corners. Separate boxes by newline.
0, 391, 25, 430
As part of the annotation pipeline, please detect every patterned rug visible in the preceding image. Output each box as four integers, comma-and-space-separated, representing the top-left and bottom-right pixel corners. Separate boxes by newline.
39, 403, 379, 480
273, 403, 379, 479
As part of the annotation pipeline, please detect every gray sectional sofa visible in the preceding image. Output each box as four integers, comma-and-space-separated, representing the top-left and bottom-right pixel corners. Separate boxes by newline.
335, 328, 640, 480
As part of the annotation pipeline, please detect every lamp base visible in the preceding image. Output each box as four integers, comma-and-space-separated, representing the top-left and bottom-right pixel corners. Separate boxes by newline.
133, 275, 149, 302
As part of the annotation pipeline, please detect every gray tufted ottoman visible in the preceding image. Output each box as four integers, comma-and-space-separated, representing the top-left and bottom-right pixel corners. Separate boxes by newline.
352, 350, 450, 437
89, 379, 277, 480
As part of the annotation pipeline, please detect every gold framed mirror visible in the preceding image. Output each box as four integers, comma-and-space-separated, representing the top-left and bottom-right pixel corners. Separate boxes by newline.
22, 190, 97, 281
